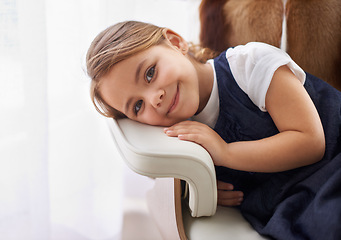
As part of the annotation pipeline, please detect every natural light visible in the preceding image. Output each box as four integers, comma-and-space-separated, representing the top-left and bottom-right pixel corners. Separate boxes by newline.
0, 0, 200, 239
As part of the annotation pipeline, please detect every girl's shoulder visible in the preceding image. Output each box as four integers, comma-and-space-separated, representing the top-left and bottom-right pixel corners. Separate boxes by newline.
218, 42, 306, 112
226, 42, 289, 62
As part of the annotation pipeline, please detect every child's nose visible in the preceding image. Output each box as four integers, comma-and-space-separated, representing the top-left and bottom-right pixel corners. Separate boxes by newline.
150, 89, 165, 108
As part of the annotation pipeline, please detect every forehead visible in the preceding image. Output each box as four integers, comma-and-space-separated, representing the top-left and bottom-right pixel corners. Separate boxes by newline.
104, 44, 159, 79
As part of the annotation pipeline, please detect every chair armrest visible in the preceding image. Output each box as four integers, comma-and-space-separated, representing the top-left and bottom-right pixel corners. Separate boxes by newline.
107, 118, 217, 217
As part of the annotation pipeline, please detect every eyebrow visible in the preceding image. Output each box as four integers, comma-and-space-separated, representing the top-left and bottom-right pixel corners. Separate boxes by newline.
125, 98, 133, 115
125, 59, 147, 114
135, 59, 146, 84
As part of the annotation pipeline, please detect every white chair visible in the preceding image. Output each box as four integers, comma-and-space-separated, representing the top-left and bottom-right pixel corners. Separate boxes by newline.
108, 118, 267, 240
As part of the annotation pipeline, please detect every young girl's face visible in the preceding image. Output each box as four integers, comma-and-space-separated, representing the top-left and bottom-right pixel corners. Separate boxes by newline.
99, 35, 202, 126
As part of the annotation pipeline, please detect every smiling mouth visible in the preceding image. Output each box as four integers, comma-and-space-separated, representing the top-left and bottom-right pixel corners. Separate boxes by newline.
167, 85, 179, 114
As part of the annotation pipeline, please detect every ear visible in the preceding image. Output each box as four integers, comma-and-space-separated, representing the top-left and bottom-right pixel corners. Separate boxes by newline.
162, 28, 188, 55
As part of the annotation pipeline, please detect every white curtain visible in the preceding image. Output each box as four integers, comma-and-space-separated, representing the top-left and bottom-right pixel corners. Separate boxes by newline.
0, 0, 200, 239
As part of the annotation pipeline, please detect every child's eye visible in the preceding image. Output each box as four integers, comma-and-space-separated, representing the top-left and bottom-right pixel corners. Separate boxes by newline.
134, 100, 143, 115
145, 65, 155, 83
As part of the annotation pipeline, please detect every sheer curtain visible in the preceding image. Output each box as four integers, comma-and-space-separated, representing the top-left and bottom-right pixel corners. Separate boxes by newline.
0, 0, 200, 239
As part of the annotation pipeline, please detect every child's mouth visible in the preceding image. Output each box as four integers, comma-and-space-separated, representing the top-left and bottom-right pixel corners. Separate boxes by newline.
167, 85, 179, 114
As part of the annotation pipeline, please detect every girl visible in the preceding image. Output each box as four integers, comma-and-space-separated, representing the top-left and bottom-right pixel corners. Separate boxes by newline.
86, 21, 341, 240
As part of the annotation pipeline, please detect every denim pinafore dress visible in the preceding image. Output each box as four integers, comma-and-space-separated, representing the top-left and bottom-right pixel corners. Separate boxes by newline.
213, 51, 341, 240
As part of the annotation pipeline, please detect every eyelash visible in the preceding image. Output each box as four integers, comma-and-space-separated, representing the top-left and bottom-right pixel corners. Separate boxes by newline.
134, 100, 143, 115
134, 65, 156, 115
145, 65, 156, 83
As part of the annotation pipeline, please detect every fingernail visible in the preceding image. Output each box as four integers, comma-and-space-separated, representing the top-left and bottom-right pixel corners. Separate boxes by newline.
166, 130, 173, 135
164, 128, 171, 134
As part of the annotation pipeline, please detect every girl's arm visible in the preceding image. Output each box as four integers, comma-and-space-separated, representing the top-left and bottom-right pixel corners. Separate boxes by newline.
165, 66, 325, 172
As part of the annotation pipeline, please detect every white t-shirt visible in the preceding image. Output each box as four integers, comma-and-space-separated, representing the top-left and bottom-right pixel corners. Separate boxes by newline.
192, 42, 306, 128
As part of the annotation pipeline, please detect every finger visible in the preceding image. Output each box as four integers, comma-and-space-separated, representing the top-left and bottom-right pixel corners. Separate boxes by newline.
164, 121, 206, 132
164, 120, 193, 129
218, 190, 244, 200
218, 190, 244, 206
217, 181, 234, 191
165, 125, 204, 141
177, 133, 202, 142
217, 197, 243, 206
164, 124, 196, 136
164, 128, 198, 138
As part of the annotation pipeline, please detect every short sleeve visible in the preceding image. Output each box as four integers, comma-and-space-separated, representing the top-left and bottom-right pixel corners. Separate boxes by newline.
226, 42, 306, 112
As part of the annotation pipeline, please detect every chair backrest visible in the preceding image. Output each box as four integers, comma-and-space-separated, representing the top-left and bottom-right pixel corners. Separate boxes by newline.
107, 118, 217, 217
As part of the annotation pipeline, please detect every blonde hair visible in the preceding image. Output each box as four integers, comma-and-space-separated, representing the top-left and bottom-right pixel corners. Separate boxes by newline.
86, 21, 217, 118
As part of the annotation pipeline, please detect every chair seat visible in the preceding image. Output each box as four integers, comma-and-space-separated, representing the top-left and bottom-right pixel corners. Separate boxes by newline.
183, 205, 268, 240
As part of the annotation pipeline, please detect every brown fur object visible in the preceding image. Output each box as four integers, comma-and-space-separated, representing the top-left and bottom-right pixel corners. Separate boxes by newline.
286, 0, 341, 89
223, 0, 283, 49
199, 0, 341, 90
199, 0, 228, 52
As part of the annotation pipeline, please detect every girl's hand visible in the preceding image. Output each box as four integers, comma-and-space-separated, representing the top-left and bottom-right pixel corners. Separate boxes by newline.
164, 121, 244, 206
217, 181, 243, 206
164, 120, 227, 166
